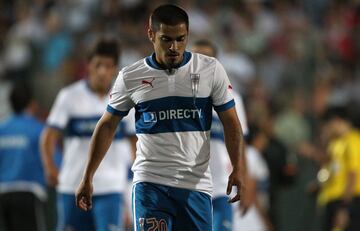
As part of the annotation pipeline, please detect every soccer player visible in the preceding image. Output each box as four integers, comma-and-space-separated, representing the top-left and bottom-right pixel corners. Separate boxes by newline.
41, 39, 136, 231
76, 4, 247, 231
233, 125, 271, 231
318, 106, 360, 231
192, 39, 249, 231
0, 82, 47, 231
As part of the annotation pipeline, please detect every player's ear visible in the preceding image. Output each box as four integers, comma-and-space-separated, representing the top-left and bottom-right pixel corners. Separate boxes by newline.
148, 28, 155, 43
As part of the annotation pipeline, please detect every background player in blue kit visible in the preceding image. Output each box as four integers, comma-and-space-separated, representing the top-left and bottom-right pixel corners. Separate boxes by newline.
192, 39, 250, 231
41, 39, 136, 231
0, 82, 47, 231
76, 4, 247, 231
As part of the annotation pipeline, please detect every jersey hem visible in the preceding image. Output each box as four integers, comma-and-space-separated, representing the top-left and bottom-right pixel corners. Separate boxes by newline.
132, 178, 212, 197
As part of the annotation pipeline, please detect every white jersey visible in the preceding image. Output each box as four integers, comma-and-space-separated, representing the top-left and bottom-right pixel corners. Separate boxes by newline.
210, 91, 248, 198
47, 80, 135, 194
233, 146, 269, 231
108, 52, 234, 195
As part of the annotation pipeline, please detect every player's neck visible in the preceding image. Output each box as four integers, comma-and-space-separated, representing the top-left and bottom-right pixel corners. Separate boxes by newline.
338, 123, 352, 137
87, 80, 108, 98
146, 52, 191, 74
154, 54, 184, 70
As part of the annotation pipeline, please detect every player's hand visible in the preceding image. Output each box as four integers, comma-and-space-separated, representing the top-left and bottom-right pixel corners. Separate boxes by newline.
45, 166, 59, 187
226, 168, 245, 203
75, 180, 93, 211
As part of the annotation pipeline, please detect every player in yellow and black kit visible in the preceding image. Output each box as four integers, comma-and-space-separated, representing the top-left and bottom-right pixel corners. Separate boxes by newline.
318, 106, 360, 231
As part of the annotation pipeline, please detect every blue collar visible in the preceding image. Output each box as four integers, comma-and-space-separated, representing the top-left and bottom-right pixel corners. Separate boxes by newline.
145, 51, 192, 70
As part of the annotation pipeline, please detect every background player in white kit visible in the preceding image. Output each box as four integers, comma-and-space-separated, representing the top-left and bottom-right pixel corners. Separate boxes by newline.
233, 125, 271, 231
76, 4, 247, 231
192, 39, 249, 231
41, 39, 136, 231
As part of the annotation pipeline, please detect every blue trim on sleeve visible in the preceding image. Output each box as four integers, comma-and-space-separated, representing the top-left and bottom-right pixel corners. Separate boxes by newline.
213, 99, 235, 112
46, 123, 64, 132
107, 105, 129, 117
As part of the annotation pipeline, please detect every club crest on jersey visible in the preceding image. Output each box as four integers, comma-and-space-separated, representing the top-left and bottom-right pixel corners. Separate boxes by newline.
190, 73, 200, 99
141, 77, 155, 88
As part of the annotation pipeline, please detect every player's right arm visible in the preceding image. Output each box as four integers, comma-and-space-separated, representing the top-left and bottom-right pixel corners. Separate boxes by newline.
40, 127, 62, 186
41, 88, 69, 187
75, 111, 122, 211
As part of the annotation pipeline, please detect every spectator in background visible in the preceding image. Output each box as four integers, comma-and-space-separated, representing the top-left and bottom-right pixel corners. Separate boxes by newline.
0, 82, 47, 231
192, 39, 249, 231
274, 90, 311, 155
248, 96, 297, 230
41, 39, 136, 231
42, 7, 73, 73
318, 106, 360, 231
0, 79, 12, 120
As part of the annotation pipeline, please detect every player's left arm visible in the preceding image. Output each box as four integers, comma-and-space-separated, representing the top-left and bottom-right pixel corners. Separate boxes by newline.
217, 107, 247, 204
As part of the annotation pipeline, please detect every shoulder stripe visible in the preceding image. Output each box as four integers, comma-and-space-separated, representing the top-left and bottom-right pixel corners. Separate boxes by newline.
46, 123, 64, 131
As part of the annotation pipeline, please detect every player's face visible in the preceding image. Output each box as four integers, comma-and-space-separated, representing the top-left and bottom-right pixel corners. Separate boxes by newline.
192, 45, 215, 57
149, 23, 188, 69
88, 55, 117, 93
324, 118, 342, 138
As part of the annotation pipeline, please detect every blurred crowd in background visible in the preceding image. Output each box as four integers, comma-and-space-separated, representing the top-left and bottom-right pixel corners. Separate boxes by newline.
0, 0, 360, 230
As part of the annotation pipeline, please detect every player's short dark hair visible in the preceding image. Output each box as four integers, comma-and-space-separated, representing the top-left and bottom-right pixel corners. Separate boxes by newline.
150, 4, 189, 32
9, 82, 32, 114
88, 39, 120, 64
322, 105, 350, 122
193, 39, 218, 57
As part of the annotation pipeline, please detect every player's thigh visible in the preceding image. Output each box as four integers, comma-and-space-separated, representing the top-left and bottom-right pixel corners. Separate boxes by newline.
173, 190, 212, 231
56, 193, 94, 231
92, 193, 124, 231
213, 196, 233, 231
132, 182, 175, 231
347, 197, 360, 231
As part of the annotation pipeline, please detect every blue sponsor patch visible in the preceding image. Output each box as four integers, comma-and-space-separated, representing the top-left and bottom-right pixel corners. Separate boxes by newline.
135, 96, 213, 134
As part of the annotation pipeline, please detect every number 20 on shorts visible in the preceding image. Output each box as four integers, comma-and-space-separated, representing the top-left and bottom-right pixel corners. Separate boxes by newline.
139, 217, 168, 231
